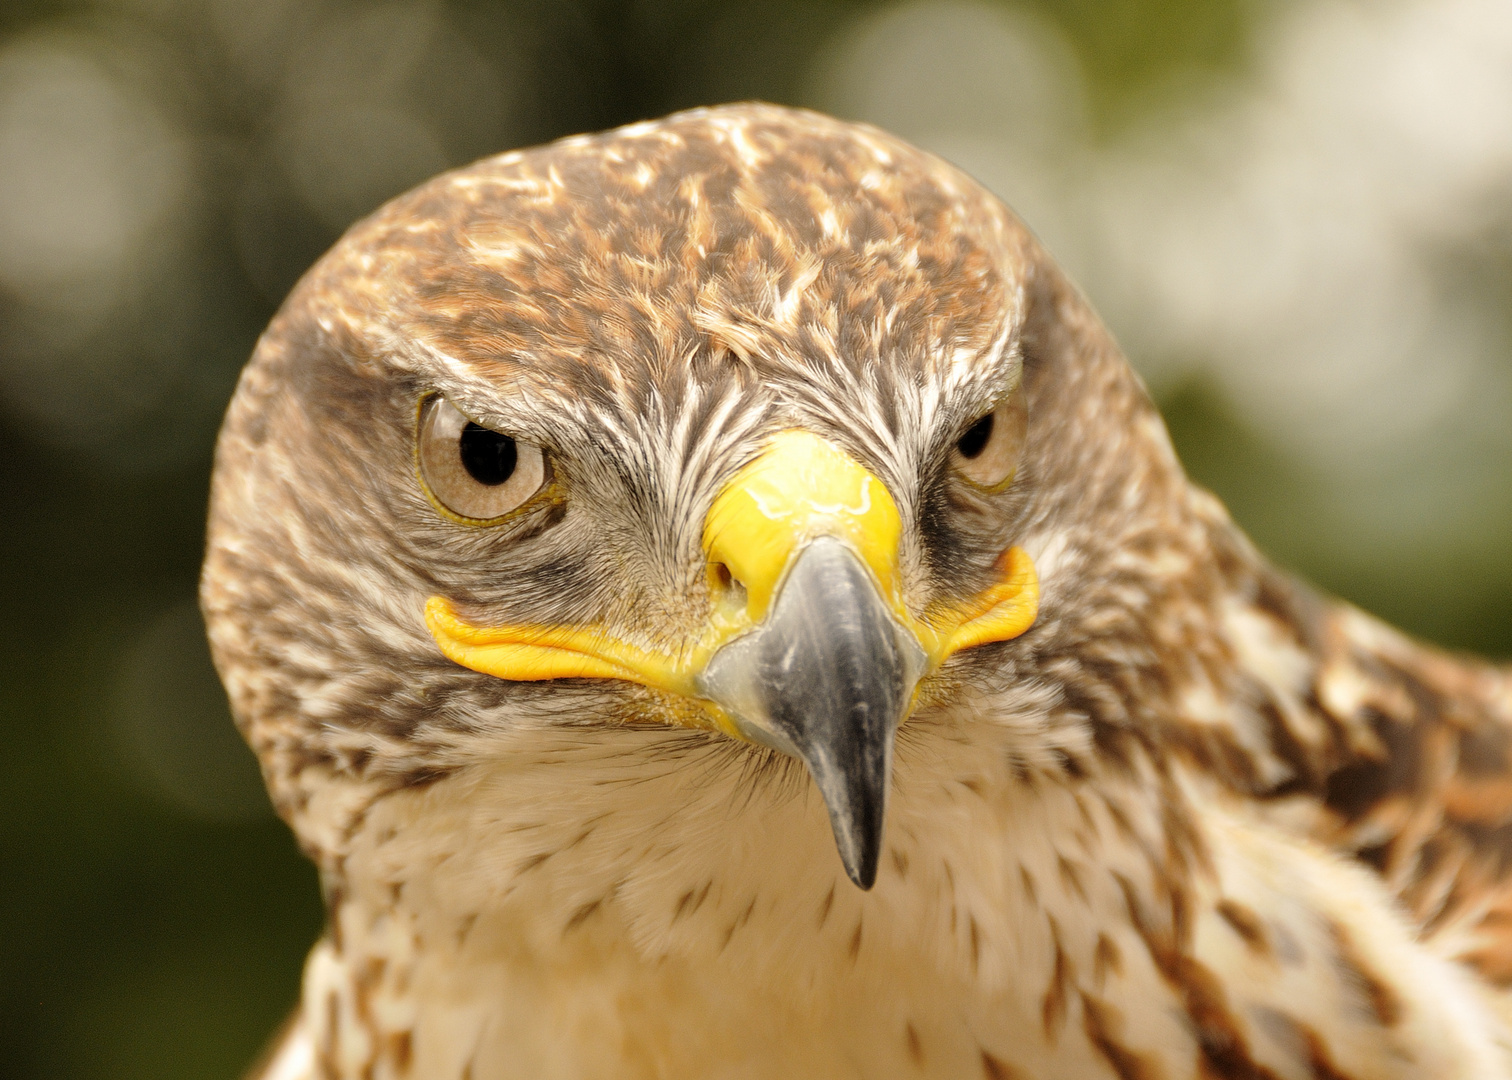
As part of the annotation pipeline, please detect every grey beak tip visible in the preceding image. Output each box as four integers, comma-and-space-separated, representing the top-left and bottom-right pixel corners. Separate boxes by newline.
845, 850, 879, 890
825, 778, 885, 889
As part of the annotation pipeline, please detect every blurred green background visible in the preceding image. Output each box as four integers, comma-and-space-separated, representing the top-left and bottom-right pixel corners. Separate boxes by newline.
1, 0, 1508, 1076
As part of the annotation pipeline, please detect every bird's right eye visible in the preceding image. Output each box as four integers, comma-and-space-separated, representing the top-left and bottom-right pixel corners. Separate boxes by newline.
417, 395, 550, 523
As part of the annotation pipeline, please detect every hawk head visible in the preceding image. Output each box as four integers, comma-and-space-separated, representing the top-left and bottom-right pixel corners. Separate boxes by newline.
202, 103, 1187, 891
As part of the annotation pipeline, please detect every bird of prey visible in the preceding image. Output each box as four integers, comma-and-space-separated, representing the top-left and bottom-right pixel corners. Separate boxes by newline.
202, 104, 1512, 1080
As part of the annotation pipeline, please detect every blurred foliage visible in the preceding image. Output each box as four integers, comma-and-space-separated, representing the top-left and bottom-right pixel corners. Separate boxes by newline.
0, 1, 1507, 1078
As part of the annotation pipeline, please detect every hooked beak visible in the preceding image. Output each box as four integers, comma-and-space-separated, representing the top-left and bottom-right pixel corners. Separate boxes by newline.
698, 534, 922, 887
425, 429, 1038, 889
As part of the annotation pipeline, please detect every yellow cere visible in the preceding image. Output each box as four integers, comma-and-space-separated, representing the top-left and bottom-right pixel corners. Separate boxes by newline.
424, 428, 1039, 726
701, 430, 903, 624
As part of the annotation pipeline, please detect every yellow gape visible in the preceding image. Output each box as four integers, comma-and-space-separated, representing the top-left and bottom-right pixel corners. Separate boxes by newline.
425, 429, 1039, 731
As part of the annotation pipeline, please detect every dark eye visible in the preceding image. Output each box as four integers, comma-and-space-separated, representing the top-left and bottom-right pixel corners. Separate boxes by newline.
950, 392, 1027, 490
459, 422, 518, 486
418, 395, 549, 522
956, 413, 994, 459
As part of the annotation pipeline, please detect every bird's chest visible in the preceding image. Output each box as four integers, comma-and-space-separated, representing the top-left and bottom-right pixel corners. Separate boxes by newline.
302, 726, 1194, 1080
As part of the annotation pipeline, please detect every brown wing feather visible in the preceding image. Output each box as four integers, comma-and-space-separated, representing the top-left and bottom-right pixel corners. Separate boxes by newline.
1151, 498, 1512, 985
1304, 602, 1512, 982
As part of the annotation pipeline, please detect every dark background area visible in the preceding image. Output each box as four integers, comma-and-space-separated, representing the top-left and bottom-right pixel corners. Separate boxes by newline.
1, 1, 1508, 1077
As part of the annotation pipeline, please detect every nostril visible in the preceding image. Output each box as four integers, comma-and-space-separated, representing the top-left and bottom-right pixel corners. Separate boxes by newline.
708, 562, 748, 610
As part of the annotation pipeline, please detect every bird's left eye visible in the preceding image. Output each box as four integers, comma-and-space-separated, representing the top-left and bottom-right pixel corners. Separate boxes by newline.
951, 391, 1027, 490
417, 395, 550, 523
